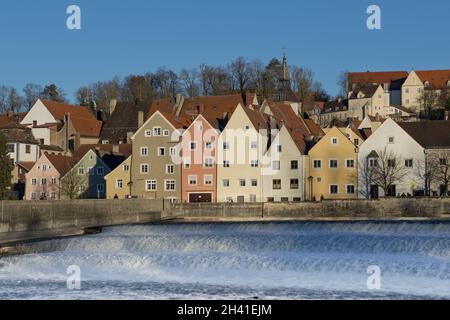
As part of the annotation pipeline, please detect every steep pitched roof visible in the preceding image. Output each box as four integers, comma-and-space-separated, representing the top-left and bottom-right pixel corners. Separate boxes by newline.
17, 162, 35, 172
40, 100, 102, 137
241, 105, 270, 132
348, 71, 408, 90
45, 154, 76, 176
0, 112, 27, 127
0, 122, 39, 144
397, 121, 450, 148
304, 119, 324, 136
72, 144, 132, 171
349, 84, 380, 99
100, 102, 151, 143
415, 69, 450, 89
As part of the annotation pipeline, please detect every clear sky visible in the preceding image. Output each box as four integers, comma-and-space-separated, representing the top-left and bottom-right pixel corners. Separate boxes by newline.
0, 0, 449, 102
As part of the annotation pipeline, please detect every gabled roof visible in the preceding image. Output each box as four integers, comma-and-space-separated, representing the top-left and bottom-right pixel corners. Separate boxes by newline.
415, 69, 450, 89
241, 105, 270, 132
45, 154, 76, 176
348, 71, 408, 90
397, 121, 450, 148
304, 119, 324, 136
0, 122, 39, 144
39, 100, 102, 138
0, 112, 27, 127
349, 84, 380, 99
17, 161, 35, 172
99, 102, 151, 143
72, 144, 132, 171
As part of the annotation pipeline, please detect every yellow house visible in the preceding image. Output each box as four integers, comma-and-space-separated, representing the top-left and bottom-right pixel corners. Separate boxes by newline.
105, 156, 132, 199
307, 127, 358, 201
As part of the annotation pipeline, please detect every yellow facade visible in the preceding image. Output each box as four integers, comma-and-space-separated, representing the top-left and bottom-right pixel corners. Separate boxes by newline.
307, 127, 358, 201
105, 156, 132, 199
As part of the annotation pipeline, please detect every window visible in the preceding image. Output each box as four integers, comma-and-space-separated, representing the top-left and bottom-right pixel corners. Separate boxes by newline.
204, 175, 213, 185
42, 165, 47, 171
369, 158, 378, 167
251, 141, 257, 149
51, 178, 56, 185
25, 145, 31, 154
153, 127, 161, 136
205, 141, 212, 149
116, 179, 123, 189
158, 147, 165, 156
331, 137, 338, 145
250, 179, 258, 187
223, 179, 230, 187
146, 180, 157, 191
239, 179, 246, 187
313, 160, 322, 169
330, 185, 339, 194
169, 147, 177, 156
223, 142, 230, 150
405, 159, 413, 168
354, 138, 359, 146
277, 145, 282, 152
405, 88, 409, 94
272, 179, 282, 190
290, 179, 299, 189
281, 197, 289, 202
250, 160, 258, 168
388, 159, 396, 167
7, 144, 14, 153
165, 180, 176, 191
223, 161, 230, 168
184, 158, 191, 169
293, 197, 301, 202
329, 159, 338, 168
204, 158, 213, 168
346, 159, 355, 168
87, 167, 94, 175
50, 192, 56, 200
78, 167, 85, 175
40, 178, 47, 185
140, 147, 148, 156
388, 136, 395, 144
346, 185, 355, 194
244, 125, 250, 131
249, 194, 257, 203
140, 164, 149, 174
190, 142, 197, 150
291, 160, 298, 170
97, 167, 104, 175
163, 130, 170, 137
166, 164, 174, 174
123, 164, 130, 172
31, 192, 36, 200
272, 161, 281, 170
145, 130, 152, 137
267, 197, 274, 202
31, 178, 37, 185
188, 175, 197, 186
97, 184, 105, 192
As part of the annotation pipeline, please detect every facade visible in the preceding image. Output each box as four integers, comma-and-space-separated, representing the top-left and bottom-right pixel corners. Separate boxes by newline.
20, 99, 102, 153
307, 127, 358, 201
1, 122, 40, 166
181, 114, 218, 203
130, 110, 190, 201
25, 154, 74, 200
357, 118, 426, 198
348, 84, 388, 120
216, 104, 269, 203
105, 156, 132, 199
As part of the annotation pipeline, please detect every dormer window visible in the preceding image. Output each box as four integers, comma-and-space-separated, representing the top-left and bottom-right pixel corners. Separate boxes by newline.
424, 81, 430, 88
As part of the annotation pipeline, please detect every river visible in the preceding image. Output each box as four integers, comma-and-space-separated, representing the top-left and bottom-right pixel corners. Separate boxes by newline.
1, 221, 450, 299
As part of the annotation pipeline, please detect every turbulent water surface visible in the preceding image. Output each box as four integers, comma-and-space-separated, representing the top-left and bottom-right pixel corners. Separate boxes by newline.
1, 221, 450, 299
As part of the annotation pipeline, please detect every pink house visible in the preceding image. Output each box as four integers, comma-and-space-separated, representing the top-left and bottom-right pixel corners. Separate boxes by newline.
25, 154, 74, 200
181, 114, 218, 203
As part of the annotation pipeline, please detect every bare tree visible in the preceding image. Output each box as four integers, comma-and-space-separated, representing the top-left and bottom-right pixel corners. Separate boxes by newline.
60, 170, 85, 200
229, 57, 250, 94
359, 148, 408, 198
179, 68, 200, 97
417, 89, 440, 118
23, 83, 43, 110
337, 70, 349, 98
199, 64, 232, 96
431, 152, 450, 196
0, 86, 10, 113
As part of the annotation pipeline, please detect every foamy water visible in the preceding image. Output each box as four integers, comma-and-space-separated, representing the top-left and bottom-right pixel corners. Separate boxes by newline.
1, 221, 450, 299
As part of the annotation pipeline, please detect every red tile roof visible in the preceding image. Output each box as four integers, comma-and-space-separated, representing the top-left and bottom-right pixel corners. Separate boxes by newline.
0, 112, 26, 127
45, 154, 76, 176
348, 71, 408, 88
415, 70, 450, 89
17, 161, 35, 172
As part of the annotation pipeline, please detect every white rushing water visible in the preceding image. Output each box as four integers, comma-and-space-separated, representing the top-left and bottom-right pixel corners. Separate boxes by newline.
1, 221, 450, 299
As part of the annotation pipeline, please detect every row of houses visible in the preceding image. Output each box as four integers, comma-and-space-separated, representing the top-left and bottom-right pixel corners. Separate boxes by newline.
306, 69, 450, 126
1, 69, 449, 202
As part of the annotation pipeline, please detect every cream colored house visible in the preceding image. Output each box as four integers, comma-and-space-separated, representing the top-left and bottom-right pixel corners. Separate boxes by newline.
348, 84, 388, 120
105, 156, 132, 199
216, 104, 269, 203
307, 127, 358, 201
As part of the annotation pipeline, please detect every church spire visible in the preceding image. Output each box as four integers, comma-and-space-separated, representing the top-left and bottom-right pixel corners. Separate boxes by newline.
282, 47, 290, 80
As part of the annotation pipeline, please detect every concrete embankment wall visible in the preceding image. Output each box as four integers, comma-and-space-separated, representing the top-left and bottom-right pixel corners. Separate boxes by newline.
0, 199, 164, 234
168, 198, 450, 219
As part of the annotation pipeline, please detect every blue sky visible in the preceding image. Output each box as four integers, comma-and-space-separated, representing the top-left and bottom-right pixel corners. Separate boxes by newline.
0, 0, 449, 102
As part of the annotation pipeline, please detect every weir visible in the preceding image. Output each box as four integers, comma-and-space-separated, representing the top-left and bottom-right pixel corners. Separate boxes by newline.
1, 198, 450, 248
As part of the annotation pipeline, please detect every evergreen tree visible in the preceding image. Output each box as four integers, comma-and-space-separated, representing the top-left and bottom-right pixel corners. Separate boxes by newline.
0, 132, 13, 200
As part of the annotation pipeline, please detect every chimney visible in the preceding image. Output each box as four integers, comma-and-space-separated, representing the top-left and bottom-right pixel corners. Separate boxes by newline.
138, 111, 144, 128
175, 96, 184, 118
197, 104, 204, 115
126, 132, 133, 143
112, 145, 119, 154
109, 99, 117, 115
6, 110, 13, 119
